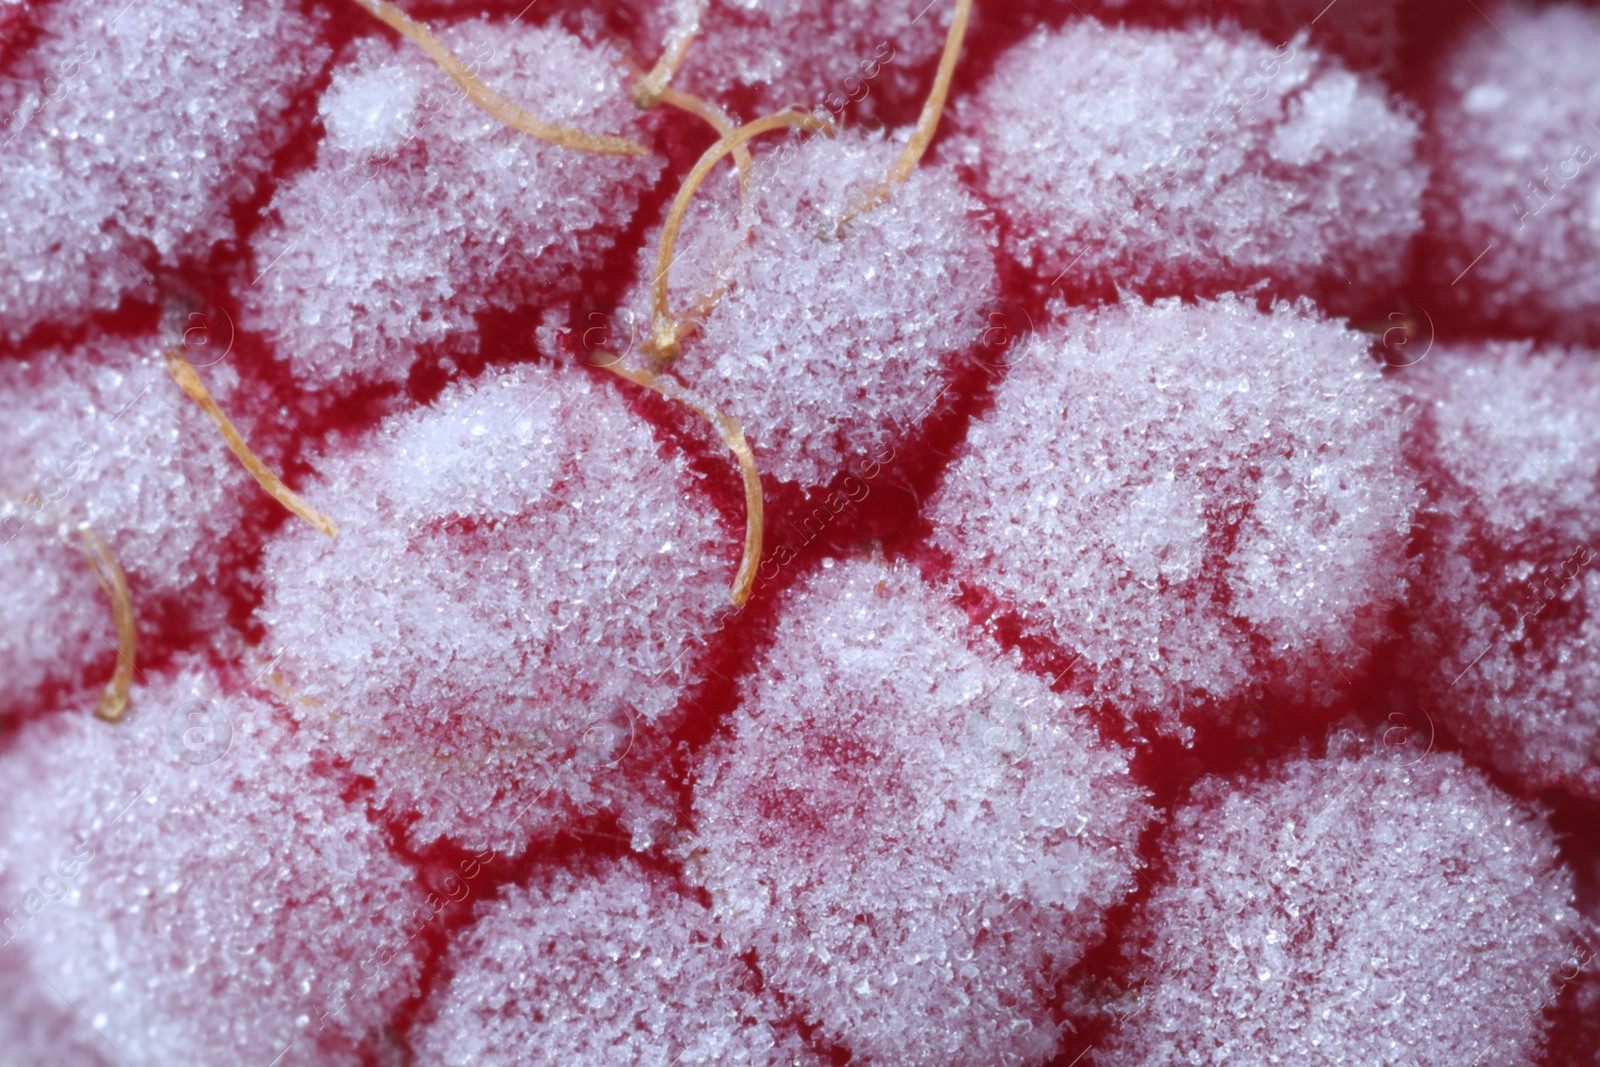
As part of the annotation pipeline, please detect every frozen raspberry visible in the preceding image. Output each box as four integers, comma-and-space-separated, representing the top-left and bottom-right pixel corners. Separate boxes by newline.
1103, 733, 1579, 1067
1420, 3, 1600, 343
954, 22, 1424, 309
2, 1, 1596, 1062
686, 557, 1149, 1066
928, 296, 1419, 735
0, 0, 329, 338
240, 18, 660, 399
622, 129, 997, 494
0, 333, 278, 720
1397, 341, 1600, 799
0, 665, 432, 1067
412, 859, 818, 1066
259, 361, 730, 854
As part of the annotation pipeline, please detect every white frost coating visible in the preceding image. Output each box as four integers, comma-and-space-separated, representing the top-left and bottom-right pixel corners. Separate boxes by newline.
242, 20, 661, 394
626, 0, 949, 120
928, 296, 1420, 734
259, 361, 728, 854
627, 130, 997, 490
1075, 0, 1403, 72
322, 60, 419, 157
687, 558, 1149, 1067
1423, 3, 1600, 342
1400, 342, 1600, 799
412, 860, 821, 1067
954, 22, 1424, 305
0, 0, 327, 337
0, 945, 112, 1067
1105, 735, 1578, 1067
0, 336, 270, 717
0, 666, 431, 1067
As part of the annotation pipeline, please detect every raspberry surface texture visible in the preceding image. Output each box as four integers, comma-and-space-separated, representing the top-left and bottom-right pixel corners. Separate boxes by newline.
1, 0, 1597, 1064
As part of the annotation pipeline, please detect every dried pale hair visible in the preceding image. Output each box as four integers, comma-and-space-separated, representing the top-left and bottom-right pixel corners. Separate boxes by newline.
591, 352, 763, 607
631, 0, 707, 110
0, 494, 137, 722
164, 347, 338, 538
79, 526, 137, 722
648, 109, 835, 365
349, 0, 650, 156
838, 0, 973, 230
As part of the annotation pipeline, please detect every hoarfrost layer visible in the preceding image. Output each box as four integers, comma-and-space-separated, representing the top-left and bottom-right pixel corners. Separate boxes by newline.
1400, 342, 1600, 799
0, 336, 271, 717
626, 0, 949, 122
1065, 0, 1403, 73
0, 667, 430, 1067
0, 944, 111, 1067
0, 0, 327, 337
413, 860, 818, 1066
244, 19, 660, 394
1105, 736, 1578, 1067
956, 22, 1424, 307
625, 131, 996, 490
688, 558, 1148, 1066
929, 296, 1418, 733
260, 361, 729, 853
1423, 3, 1600, 343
